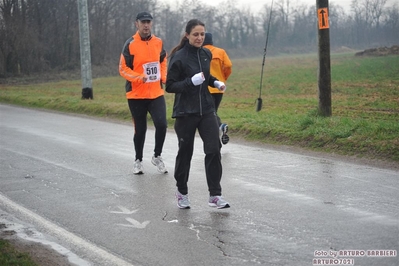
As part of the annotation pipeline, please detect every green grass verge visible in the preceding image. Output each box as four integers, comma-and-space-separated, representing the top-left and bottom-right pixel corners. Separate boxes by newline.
1, 53, 398, 162
0, 239, 38, 266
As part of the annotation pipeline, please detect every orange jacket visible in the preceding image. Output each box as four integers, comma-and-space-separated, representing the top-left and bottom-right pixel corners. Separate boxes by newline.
119, 31, 167, 99
203, 44, 232, 94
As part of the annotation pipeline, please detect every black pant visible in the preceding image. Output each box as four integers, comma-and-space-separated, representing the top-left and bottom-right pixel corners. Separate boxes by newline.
212, 93, 223, 126
174, 112, 222, 196
128, 96, 167, 161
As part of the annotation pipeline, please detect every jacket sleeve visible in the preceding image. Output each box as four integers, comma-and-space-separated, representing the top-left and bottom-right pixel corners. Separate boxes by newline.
118, 41, 145, 85
165, 56, 192, 93
208, 74, 218, 88
203, 48, 218, 88
160, 46, 167, 84
222, 50, 232, 80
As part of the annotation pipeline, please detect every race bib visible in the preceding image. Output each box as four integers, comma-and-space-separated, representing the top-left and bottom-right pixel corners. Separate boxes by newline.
143, 62, 160, 83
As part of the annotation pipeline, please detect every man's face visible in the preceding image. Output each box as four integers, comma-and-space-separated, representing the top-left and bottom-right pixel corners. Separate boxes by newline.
135, 20, 152, 37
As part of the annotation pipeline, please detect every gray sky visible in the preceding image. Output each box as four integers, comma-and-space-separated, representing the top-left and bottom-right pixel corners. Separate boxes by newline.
162, 0, 394, 14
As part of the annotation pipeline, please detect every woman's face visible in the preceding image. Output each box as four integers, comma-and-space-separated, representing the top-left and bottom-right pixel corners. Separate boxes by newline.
186, 25, 205, 48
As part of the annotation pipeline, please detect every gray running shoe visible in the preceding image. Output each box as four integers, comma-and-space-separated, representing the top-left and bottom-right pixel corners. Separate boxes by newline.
133, 159, 144, 175
209, 196, 230, 209
151, 155, 168, 174
176, 191, 190, 209
220, 123, 229, 145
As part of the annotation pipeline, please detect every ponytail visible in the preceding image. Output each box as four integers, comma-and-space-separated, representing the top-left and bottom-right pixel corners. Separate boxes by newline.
169, 37, 188, 57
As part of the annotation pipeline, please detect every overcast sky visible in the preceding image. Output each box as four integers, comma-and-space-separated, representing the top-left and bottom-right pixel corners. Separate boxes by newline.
162, 0, 394, 14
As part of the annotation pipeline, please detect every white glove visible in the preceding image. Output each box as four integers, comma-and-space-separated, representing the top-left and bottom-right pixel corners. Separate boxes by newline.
191, 72, 205, 86
214, 81, 226, 92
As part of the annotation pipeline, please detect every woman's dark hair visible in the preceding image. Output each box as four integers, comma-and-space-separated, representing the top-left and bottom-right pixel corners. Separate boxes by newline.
169, 19, 205, 57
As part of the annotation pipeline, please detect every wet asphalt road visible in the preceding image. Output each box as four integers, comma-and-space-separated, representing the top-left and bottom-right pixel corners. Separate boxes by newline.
0, 104, 398, 266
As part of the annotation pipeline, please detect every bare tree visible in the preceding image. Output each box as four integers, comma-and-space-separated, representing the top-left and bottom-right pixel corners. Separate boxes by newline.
383, 2, 399, 43
0, 0, 26, 75
291, 4, 317, 50
368, 0, 388, 28
275, 0, 291, 26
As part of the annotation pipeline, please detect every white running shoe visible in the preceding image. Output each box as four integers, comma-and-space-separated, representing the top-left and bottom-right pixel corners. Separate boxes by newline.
176, 191, 190, 209
220, 124, 229, 145
133, 159, 144, 175
151, 155, 168, 174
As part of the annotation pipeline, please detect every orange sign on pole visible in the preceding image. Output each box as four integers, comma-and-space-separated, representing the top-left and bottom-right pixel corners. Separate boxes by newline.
318, 8, 329, 29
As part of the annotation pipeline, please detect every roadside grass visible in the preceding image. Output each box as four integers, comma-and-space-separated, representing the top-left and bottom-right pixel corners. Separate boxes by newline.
0, 53, 398, 162
0, 239, 38, 266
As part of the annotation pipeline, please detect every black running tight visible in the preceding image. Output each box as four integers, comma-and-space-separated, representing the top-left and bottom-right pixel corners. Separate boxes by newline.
127, 96, 167, 161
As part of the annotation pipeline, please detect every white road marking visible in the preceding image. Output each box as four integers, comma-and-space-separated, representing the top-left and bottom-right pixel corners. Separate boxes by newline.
117, 218, 150, 229
110, 206, 139, 214
0, 192, 134, 266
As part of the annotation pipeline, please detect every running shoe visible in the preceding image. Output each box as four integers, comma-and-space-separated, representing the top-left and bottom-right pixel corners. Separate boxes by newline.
151, 155, 168, 174
208, 196, 230, 209
133, 159, 144, 175
176, 191, 190, 209
220, 123, 229, 145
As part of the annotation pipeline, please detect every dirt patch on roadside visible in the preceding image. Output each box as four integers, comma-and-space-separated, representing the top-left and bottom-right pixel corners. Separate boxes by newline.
355, 45, 399, 56
0, 227, 72, 266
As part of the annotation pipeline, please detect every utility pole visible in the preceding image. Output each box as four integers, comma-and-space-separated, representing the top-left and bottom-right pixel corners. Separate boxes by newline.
317, 0, 331, 116
77, 0, 93, 99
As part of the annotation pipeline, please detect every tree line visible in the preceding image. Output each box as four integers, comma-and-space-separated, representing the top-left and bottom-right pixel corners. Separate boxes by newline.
0, 0, 398, 77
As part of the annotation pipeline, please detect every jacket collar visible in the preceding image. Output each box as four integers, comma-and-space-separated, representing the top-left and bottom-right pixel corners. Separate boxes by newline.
185, 42, 201, 52
135, 31, 152, 41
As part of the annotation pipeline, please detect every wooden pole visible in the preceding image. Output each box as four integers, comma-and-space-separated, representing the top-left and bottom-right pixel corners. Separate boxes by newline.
77, 0, 93, 99
317, 0, 331, 116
